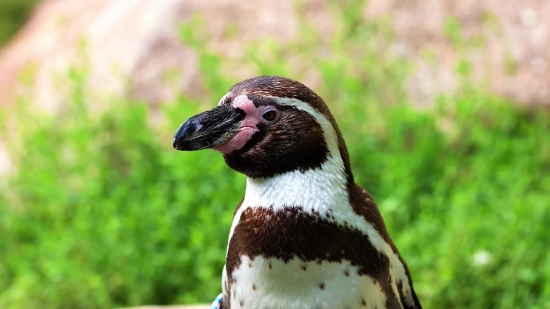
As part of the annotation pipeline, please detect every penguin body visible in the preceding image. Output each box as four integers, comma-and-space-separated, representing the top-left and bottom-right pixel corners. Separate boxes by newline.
174, 76, 421, 309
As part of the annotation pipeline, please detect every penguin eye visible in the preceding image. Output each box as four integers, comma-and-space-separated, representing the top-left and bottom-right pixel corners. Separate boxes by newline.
262, 110, 277, 121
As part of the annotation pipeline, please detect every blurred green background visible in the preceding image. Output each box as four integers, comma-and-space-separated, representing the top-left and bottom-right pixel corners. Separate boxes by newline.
0, 1, 549, 309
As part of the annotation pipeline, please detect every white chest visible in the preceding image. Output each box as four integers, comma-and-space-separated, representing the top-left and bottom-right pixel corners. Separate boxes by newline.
227, 256, 387, 309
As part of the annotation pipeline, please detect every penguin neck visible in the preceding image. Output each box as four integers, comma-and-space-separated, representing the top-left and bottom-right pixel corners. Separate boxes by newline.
242, 152, 349, 214
240, 96, 355, 214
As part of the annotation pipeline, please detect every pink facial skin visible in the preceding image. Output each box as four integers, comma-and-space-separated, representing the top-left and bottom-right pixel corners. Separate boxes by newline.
212, 95, 278, 154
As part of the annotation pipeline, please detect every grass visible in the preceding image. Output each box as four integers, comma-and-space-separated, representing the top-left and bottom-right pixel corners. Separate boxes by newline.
1, 1, 549, 308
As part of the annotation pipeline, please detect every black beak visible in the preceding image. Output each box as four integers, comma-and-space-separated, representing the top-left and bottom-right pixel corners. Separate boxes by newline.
173, 105, 245, 151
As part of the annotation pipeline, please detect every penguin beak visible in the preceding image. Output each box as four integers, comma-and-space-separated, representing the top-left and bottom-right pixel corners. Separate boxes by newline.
173, 105, 245, 151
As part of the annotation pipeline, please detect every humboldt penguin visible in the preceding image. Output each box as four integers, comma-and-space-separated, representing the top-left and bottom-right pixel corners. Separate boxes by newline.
173, 76, 421, 309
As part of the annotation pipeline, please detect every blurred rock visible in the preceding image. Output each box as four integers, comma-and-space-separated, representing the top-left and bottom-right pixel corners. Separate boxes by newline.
0, 0, 548, 111
365, 0, 550, 106
0, 0, 333, 111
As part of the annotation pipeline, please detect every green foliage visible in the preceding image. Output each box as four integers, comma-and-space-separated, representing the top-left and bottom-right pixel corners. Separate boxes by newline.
0, 0, 39, 46
0, 63, 244, 307
1, 1, 550, 308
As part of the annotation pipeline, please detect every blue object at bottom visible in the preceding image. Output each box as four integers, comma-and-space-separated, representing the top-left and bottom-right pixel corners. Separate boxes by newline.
211, 293, 223, 309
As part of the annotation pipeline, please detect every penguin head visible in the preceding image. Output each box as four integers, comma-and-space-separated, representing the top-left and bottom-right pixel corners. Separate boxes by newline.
174, 76, 352, 180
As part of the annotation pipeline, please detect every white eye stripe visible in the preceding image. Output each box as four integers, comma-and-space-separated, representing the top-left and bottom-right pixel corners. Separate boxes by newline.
270, 97, 340, 159
217, 93, 231, 106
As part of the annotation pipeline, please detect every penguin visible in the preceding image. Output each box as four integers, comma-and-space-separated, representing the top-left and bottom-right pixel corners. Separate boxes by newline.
173, 76, 422, 309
